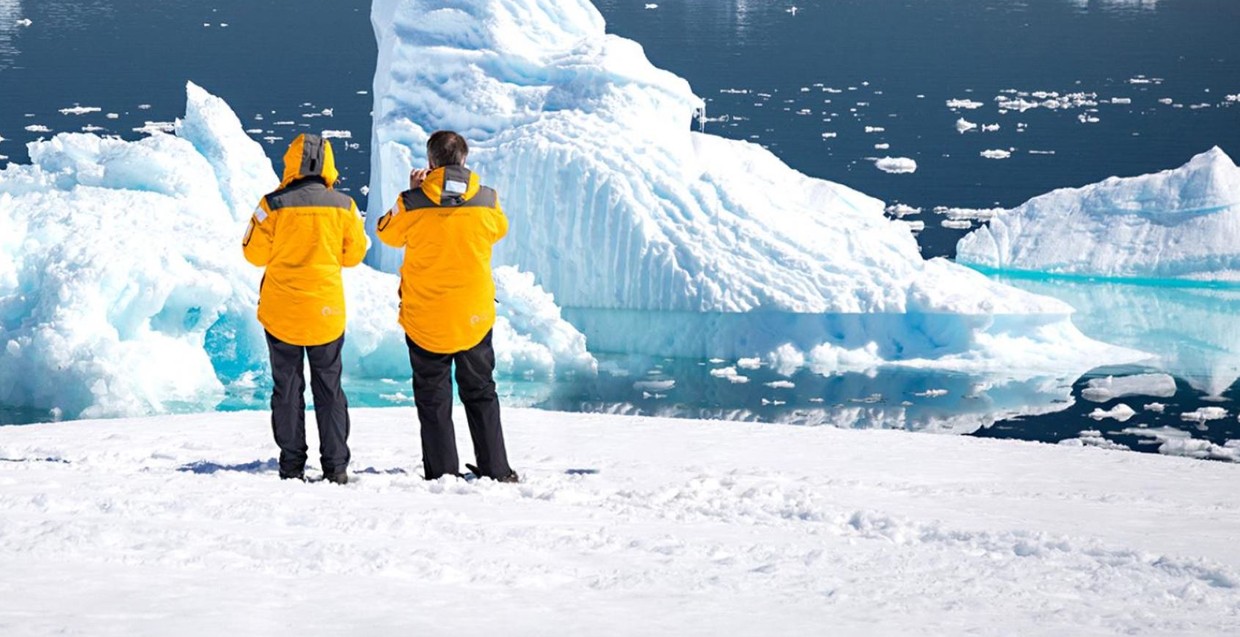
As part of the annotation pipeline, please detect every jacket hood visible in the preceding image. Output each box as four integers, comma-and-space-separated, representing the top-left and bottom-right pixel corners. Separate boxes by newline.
280, 134, 339, 188
420, 165, 481, 205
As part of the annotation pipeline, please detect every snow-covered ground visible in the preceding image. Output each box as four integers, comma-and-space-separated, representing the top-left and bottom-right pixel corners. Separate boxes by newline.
1, 408, 1238, 635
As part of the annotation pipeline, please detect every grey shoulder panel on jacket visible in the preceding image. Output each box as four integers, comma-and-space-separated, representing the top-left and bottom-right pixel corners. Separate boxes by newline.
266, 181, 356, 211
469, 187, 498, 209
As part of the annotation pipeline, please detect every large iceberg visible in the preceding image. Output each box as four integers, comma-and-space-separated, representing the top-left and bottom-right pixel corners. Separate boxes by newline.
957, 147, 1240, 280
0, 83, 593, 420
366, 0, 1142, 370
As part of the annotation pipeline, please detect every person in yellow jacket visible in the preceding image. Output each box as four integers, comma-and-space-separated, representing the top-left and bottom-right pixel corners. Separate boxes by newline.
376, 130, 517, 482
243, 133, 368, 484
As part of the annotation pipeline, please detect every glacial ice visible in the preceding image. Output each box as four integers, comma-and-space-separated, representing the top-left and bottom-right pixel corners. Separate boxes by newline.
0, 83, 594, 420
959, 147, 1240, 279
996, 277, 1240, 397
366, 0, 1142, 373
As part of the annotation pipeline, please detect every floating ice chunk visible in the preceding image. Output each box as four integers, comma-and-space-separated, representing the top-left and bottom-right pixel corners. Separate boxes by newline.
59, 106, 102, 116
820, 132, 837, 139
1090, 404, 1136, 422
1078, 113, 1100, 123
245, 128, 263, 134
946, 99, 984, 109
874, 156, 916, 174
1226, 94, 1240, 103
980, 124, 1000, 132
133, 121, 176, 135
1059, 430, 1129, 451
874, 143, 890, 150
360, 185, 370, 196
1110, 98, 1132, 105
321, 130, 353, 139
765, 343, 804, 376
106, 113, 119, 120
80, 125, 106, 133
885, 203, 921, 217
1122, 427, 1239, 462
941, 219, 973, 230
1144, 403, 1166, 413
1081, 374, 1176, 403
0, 134, 5, 143
865, 126, 886, 133
633, 379, 675, 392
1181, 407, 1228, 423
644, 3, 658, 8
273, 121, 296, 126
956, 118, 978, 133
16, 18, 32, 27
138, 104, 152, 110
914, 389, 948, 398
709, 367, 749, 384
1158, 98, 1174, 105
24, 125, 51, 133
934, 206, 1003, 221
736, 357, 762, 370
980, 149, 1012, 160
764, 380, 795, 389
957, 147, 1240, 279
1028, 150, 1055, 155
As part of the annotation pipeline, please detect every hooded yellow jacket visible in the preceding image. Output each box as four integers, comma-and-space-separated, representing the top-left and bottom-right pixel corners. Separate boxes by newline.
242, 134, 368, 346
376, 165, 508, 354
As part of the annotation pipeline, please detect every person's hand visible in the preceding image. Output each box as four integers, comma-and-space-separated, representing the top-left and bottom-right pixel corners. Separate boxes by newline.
410, 168, 430, 191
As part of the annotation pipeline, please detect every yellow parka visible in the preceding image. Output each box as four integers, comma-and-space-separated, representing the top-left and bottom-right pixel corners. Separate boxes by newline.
242, 134, 368, 346
376, 165, 508, 354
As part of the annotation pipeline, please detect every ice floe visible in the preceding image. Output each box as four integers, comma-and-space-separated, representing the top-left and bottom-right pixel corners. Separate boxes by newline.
958, 147, 1240, 280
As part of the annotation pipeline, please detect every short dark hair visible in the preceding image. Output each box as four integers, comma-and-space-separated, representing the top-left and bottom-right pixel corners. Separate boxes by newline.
426, 130, 468, 168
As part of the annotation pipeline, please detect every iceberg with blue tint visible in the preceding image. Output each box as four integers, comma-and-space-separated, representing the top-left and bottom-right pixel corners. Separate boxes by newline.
958, 147, 1240, 280
0, 82, 594, 420
366, 0, 1143, 371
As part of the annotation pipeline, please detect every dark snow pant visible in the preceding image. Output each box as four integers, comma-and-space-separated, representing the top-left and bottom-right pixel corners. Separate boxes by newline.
265, 331, 351, 477
406, 330, 511, 480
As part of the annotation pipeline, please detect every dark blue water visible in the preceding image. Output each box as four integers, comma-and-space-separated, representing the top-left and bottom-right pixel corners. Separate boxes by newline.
2, 0, 1239, 459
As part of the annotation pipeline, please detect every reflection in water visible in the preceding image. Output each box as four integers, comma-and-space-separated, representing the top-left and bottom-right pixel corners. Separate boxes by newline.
0, 0, 21, 71
536, 355, 1078, 435
998, 277, 1240, 397
1067, 0, 1159, 13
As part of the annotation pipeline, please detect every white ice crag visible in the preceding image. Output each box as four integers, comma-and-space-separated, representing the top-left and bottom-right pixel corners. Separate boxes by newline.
958, 147, 1240, 280
0, 83, 593, 420
366, 0, 1143, 371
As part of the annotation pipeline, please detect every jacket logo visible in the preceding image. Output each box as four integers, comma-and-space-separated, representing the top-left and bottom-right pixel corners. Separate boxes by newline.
322, 306, 343, 317
470, 315, 482, 325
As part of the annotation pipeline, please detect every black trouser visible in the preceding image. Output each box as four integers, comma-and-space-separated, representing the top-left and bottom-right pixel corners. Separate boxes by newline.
406, 330, 511, 480
265, 331, 351, 476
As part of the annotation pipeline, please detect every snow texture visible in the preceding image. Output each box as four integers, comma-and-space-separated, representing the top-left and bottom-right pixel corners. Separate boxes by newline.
0, 83, 594, 420
958, 147, 1240, 279
365, 0, 1144, 373
1, 409, 1239, 636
